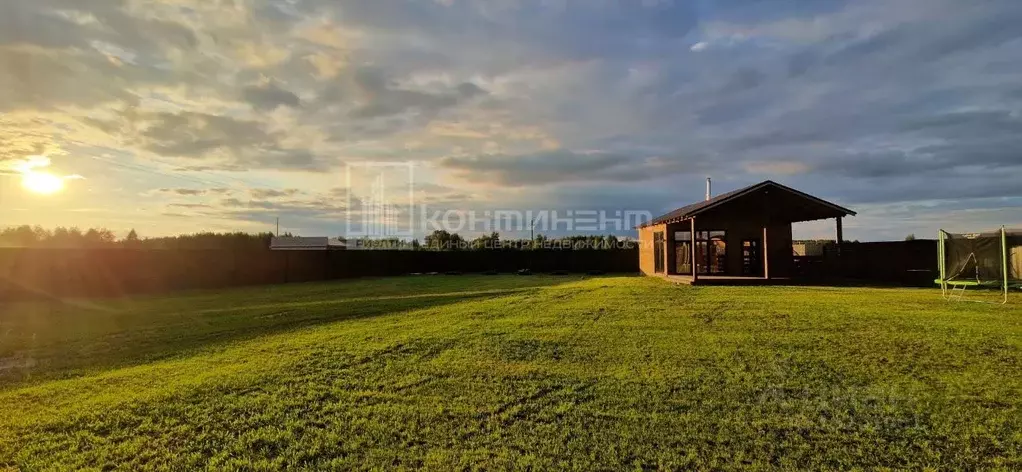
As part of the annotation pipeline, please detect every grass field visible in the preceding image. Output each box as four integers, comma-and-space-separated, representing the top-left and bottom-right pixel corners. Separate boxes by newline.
2, 276, 1021, 470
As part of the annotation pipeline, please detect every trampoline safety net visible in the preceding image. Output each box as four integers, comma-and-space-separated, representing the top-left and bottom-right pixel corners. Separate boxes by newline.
1011, 233, 1021, 282
940, 228, 1021, 286
939, 228, 1020, 304
943, 231, 1003, 283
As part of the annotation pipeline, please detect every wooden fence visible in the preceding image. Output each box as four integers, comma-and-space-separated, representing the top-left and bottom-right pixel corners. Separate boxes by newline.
0, 248, 638, 299
0, 240, 948, 299
793, 240, 938, 286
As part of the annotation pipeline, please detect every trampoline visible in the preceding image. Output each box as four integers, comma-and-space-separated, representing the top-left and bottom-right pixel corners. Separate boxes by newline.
935, 226, 1022, 304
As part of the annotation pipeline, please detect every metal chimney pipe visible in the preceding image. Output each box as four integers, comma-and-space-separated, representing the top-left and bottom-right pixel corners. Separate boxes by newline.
705, 177, 712, 201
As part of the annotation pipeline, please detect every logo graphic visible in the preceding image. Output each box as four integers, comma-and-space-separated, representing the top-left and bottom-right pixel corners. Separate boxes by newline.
344, 162, 415, 238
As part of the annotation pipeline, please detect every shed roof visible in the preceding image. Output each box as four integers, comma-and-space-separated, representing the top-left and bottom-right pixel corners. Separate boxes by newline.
270, 236, 347, 250
640, 180, 855, 228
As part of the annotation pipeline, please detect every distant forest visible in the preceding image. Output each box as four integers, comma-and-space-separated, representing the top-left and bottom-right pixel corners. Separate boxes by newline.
0, 225, 274, 250
0, 226, 636, 251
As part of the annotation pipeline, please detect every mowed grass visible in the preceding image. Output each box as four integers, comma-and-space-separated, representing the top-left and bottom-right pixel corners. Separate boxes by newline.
2, 276, 1021, 470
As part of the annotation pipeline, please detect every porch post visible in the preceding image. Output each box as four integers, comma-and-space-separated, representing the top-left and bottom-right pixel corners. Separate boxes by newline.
690, 218, 698, 283
666, 225, 675, 275
835, 217, 844, 256
762, 226, 770, 280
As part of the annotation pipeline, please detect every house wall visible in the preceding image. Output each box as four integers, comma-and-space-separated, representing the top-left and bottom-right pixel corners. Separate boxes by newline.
767, 223, 794, 278
641, 217, 795, 278
637, 223, 667, 276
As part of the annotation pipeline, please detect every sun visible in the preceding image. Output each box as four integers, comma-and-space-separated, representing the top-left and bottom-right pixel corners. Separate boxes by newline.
22, 171, 66, 195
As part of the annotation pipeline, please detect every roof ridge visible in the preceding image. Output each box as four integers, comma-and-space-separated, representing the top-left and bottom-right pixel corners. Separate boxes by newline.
639, 180, 854, 228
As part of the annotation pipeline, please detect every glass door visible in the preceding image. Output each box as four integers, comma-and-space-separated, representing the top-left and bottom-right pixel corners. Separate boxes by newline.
674, 231, 692, 274
742, 239, 761, 276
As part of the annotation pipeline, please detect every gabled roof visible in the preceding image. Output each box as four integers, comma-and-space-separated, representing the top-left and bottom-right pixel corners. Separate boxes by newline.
640, 180, 855, 228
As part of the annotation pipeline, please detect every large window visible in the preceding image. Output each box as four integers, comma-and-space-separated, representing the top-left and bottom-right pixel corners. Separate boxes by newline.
653, 232, 665, 273
675, 230, 727, 275
675, 231, 692, 274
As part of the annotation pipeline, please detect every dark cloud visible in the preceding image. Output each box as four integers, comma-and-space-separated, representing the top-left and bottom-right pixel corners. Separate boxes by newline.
89, 110, 332, 171
413, 182, 474, 205
241, 82, 301, 110
720, 67, 765, 94
762, 109, 1022, 181
902, 110, 1022, 137
0, 1, 200, 111
217, 195, 347, 215
912, 8, 1022, 62
440, 151, 629, 186
818, 172, 1022, 206
346, 68, 487, 119
456, 82, 486, 98
0, 48, 110, 111
439, 150, 704, 187
0, 5, 85, 49
140, 112, 273, 157
154, 188, 231, 196
704, 0, 849, 23
161, 188, 204, 196
250, 188, 300, 199
786, 51, 817, 78
308, 0, 698, 62
0, 122, 58, 161
0, 1, 194, 51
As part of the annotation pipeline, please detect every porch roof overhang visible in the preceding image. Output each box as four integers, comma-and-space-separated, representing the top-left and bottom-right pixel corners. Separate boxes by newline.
639, 180, 855, 228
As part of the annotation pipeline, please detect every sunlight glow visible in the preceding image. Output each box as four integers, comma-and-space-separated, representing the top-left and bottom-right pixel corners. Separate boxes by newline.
22, 171, 66, 195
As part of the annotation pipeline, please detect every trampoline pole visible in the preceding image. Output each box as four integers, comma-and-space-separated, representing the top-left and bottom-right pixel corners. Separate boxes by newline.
943, 230, 949, 298
938, 230, 946, 298
1002, 226, 1009, 304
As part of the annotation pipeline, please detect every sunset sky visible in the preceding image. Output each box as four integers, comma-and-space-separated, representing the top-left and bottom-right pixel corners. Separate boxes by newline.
1, 0, 1021, 240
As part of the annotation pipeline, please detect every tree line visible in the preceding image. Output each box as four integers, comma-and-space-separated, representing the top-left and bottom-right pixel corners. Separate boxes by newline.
0, 226, 635, 251
349, 231, 636, 251
0, 225, 277, 250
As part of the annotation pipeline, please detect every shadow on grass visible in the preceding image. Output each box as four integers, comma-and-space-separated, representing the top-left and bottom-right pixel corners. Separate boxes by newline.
0, 275, 575, 388
686, 276, 939, 289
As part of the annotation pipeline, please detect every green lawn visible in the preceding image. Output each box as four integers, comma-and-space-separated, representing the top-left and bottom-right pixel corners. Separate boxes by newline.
2, 276, 1020, 470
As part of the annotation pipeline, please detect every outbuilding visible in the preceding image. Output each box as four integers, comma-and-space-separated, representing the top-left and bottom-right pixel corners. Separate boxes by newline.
269, 236, 347, 251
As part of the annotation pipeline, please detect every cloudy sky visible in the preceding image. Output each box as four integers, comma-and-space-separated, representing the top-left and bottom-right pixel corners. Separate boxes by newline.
1, 0, 1021, 241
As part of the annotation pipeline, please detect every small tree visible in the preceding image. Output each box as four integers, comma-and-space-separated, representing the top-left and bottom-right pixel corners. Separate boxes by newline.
905, 234, 916, 241
424, 230, 466, 250
124, 229, 140, 247
603, 234, 619, 250
84, 228, 116, 247
532, 233, 547, 250
472, 232, 500, 250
